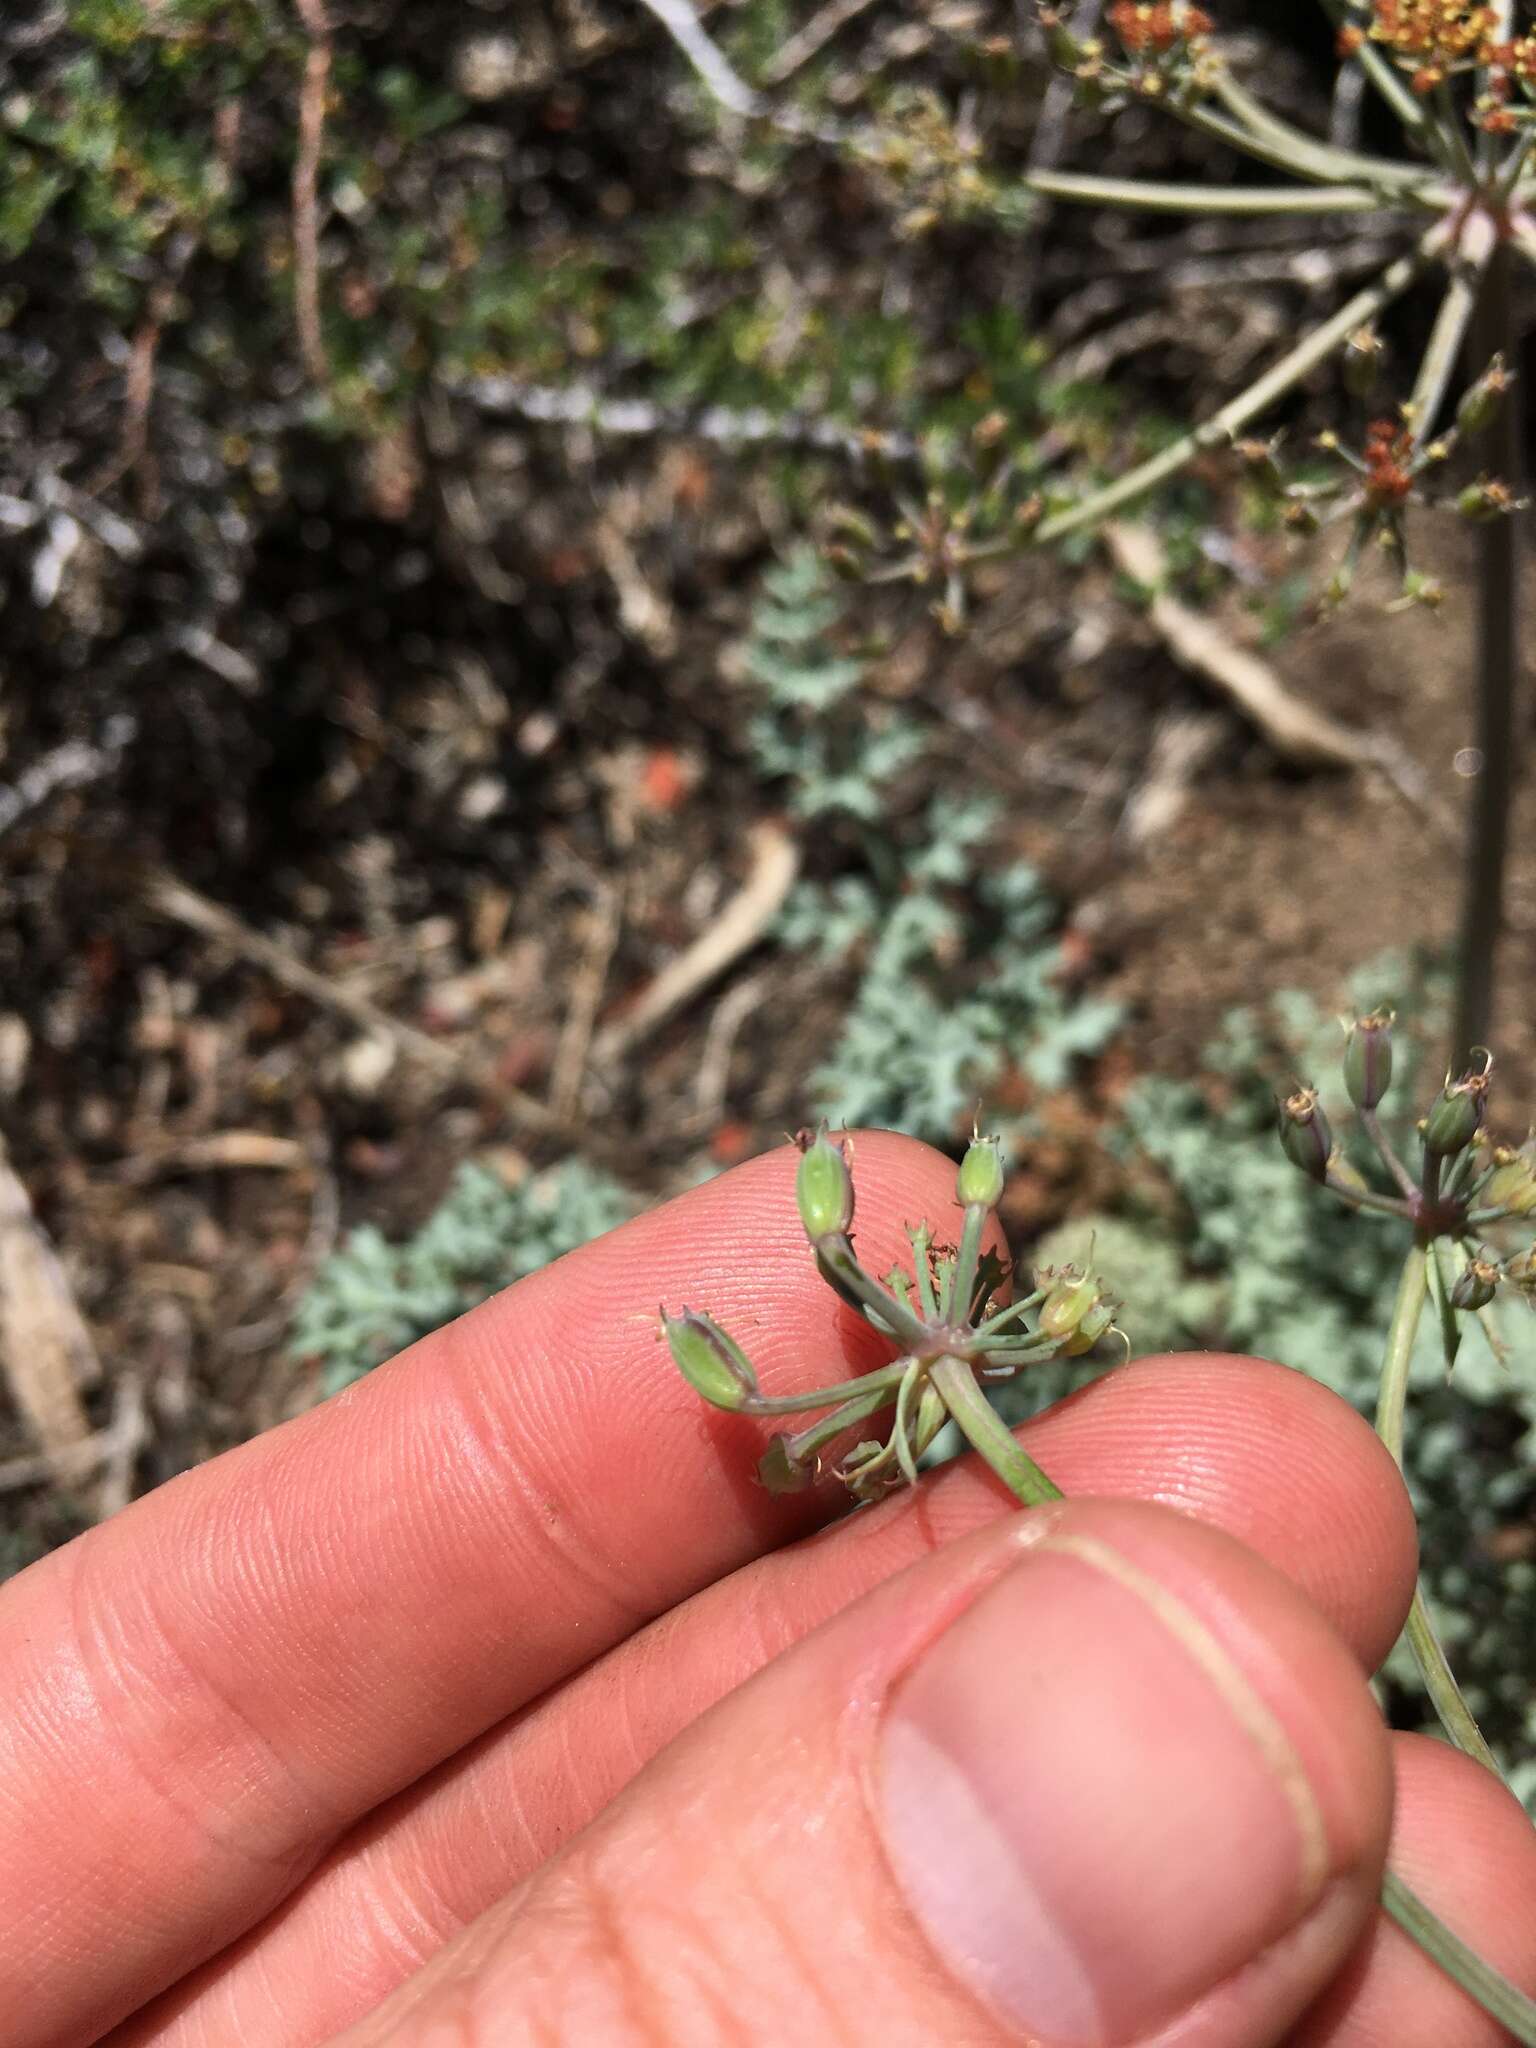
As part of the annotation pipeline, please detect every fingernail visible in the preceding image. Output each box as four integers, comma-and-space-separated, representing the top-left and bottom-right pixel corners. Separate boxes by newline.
877, 1532, 1335, 2045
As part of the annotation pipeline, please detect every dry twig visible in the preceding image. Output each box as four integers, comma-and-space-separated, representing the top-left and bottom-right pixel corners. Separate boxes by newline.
1103, 522, 1458, 842
292, 0, 332, 383
0, 1134, 98, 1481
142, 870, 566, 1134
760, 0, 881, 84
594, 821, 799, 1063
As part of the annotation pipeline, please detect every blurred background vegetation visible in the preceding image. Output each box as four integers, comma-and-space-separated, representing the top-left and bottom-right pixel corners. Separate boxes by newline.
4, 0, 1536, 1774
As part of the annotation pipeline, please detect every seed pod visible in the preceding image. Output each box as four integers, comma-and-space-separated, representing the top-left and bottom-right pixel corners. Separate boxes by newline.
1060, 1294, 1117, 1357
1344, 326, 1382, 399
1458, 354, 1511, 436
1456, 478, 1516, 523
1483, 1143, 1536, 1217
794, 1128, 854, 1242
1279, 1087, 1332, 1181
1451, 1258, 1499, 1312
956, 1134, 1005, 1210
662, 1308, 759, 1411
1344, 1007, 1394, 1110
1037, 1264, 1115, 1353
1503, 1247, 1536, 1295
758, 1433, 813, 1494
1422, 1068, 1489, 1159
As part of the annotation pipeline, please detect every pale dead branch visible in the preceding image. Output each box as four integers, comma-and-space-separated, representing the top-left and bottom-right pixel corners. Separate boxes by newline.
760, 0, 881, 84
0, 1134, 98, 1481
292, 0, 332, 383
1104, 522, 1459, 842
142, 870, 565, 1135
594, 820, 799, 1062
550, 884, 625, 1118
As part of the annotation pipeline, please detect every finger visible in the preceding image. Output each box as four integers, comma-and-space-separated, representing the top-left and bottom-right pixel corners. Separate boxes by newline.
1293, 1733, 1536, 2046
121, 1352, 1416, 2048
0, 1132, 989, 2048
325, 1499, 1393, 2048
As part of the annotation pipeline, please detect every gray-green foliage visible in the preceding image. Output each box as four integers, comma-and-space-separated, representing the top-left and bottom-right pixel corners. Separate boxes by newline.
1032, 958, 1536, 1780
291, 1159, 634, 1397
743, 553, 1122, 1143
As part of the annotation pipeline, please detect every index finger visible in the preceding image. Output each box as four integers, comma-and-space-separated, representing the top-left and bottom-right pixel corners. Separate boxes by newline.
0, 1131, 987, 2048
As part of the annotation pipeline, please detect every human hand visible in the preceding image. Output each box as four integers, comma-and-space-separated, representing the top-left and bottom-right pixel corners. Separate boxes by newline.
3, 1134, 1533, 2048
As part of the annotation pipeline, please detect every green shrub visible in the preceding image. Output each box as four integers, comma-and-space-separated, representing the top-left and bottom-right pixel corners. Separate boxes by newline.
742, 551, 1123, 1143
291, 1159, 634, 1396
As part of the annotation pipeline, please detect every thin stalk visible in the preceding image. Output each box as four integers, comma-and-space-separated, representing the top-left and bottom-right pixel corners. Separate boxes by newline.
1431, 79, 1480, 190
1037, 223, 1448, 544
1359, 1107, 1420, 1202
1166, 91, 1436, 193
743, 1358, 911, 1417
1452, 237, 1520, 1068
1321, 1173, 1414, 1220
814, 1235, 931, 1350
929, 1354, 1062, 1506
969, 1288, 1047, 1341
1407, 232, 1493, 440
1023, 169, 1387, 214
909, 1226, 938, 1321
891, 1356, 924, 1487
1381, 1870, 1536, 2042
773, 1381, 906, 1470
1375, 1248, 1504, 1775
1210, 69, 1431, 189
945, 1204, 987, 1325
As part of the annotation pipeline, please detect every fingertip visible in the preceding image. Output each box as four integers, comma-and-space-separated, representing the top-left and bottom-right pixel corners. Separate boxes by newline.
1294, 1734, 1536, 2047
1022, 1352, 1419, 1672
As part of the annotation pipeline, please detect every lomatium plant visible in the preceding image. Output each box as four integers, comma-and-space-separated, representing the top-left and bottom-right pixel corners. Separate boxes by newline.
664, 1078, 1536, 2039
664, 1127, 1114, 1511
824, 0, 1534, 1064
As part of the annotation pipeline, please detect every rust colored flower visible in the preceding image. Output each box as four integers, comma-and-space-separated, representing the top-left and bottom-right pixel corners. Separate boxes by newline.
1362, 418, 1415, 506
1107, 1, 1212, 56
1369, 0, 1498, 70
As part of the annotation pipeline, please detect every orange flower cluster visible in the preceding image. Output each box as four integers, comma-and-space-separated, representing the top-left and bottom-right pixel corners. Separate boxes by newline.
1106, 1, 1213, 56
1362, 419, 1416, 507
1369, 0, 1495, 65
1363, 2, 1536, 100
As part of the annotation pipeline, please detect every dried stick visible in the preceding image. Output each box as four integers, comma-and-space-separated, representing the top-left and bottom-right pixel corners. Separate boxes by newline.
1103, 522, 1456, 841
293, 0, 331, 383
142, 870, 567, 1135
594, 821, 799, 1062
0, 1135, 97, 1476
759, 0, 880, 84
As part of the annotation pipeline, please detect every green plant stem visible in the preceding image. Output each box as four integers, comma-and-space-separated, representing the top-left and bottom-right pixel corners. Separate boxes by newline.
945, 1204, 987, 1324
1375, 1248, 1504, 1776
774, 1381, 907, 1471
1359, 1107, 1419, 1202
1381, 1870, 1536, 2042
1453, 236, 1520, 1068
1322, 1172, 1413, 1221
969, 1288, 1047, 1340
814, 1235, 931, 1350
1036, 222, 1448, 544
744, 1359, 911, 1417
1407, 233, 1492, 440
1209, 69, 1430, 189
1023, 169, 1387, 214
928, 1354, 1063, 1505
930, 1283, 1536, 2037
1431, 79, 1480, 190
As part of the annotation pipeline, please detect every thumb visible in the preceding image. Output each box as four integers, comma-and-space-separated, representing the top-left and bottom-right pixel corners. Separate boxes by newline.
330, 1499, 1392, 2048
